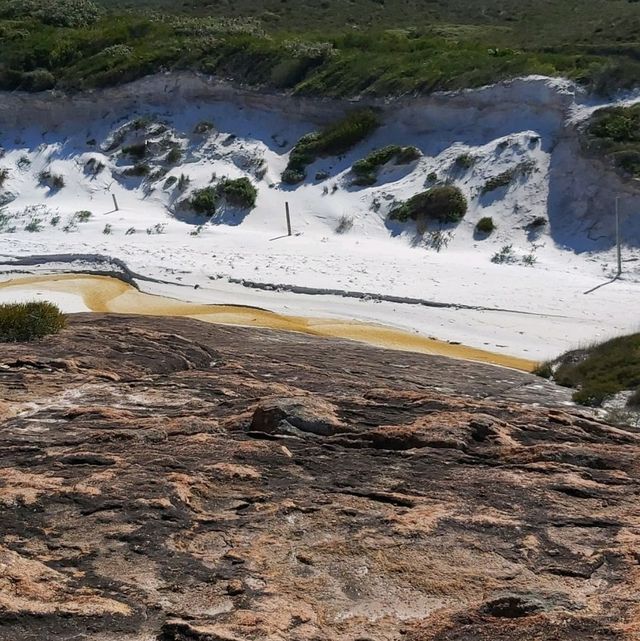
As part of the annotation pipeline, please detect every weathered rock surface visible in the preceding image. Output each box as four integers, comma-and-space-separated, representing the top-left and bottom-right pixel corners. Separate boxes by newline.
0, 314, 639, 640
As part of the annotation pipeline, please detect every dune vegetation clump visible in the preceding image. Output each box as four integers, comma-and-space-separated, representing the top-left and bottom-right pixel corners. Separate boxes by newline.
389, 185, 467, 224
282, 110, 380, 184
585, 104, 640, 177
351, 145, 421, 185
190, 178, 258, 215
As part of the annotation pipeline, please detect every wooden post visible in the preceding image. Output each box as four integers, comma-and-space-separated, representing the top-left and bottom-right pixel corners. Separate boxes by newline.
112, 194, 119, 211
285, 201, 292, 236
615, 196, 622, 277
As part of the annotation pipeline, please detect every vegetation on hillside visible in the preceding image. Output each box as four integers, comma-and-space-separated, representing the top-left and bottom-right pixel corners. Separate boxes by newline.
476, 216, 496, 234
0, 301, 66, 342
389, 185, 468, 224
282, 110, 379, 184
0, 0, 638, 96
351, 145, 421, 185
584, 104, 640, 178
536, 333, 640, 407
190, 177, 257, 215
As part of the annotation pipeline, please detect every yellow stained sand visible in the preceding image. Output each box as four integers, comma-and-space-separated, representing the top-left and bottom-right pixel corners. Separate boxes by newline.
0, 273, 536, 371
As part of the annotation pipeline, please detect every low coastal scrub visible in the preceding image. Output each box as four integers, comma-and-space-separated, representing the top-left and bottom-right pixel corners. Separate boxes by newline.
38, 170, 65, 189
190, 186, 218, 215
475, 216, 495, 234
0, 0, 102, 27
585, 104, 640, 178
351, 145, 420, 185
481, 160, 536, 195
122, 143, 147, 160
217, 177, 257, 208
537, 333, 640, 407
455, 154, 476, 170
0, 301, 66, 342
123, 163, 151, 177
389, 185, 467, 224
0, 2, 639, 98
282, 110, 380, 184
191, 178, 257, 215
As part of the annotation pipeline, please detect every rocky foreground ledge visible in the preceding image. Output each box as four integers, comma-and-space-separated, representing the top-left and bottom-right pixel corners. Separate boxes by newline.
0, 315, 638, 640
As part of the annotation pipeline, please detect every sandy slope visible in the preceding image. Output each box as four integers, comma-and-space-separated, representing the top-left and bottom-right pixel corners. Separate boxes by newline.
0, 74, 639, 360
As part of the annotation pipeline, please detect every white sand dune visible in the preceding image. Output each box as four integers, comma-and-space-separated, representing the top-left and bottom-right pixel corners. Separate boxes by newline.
0, 74, 639, 361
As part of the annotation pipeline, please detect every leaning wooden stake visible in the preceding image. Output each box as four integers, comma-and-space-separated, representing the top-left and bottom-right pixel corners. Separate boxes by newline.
112, 194, 120, 211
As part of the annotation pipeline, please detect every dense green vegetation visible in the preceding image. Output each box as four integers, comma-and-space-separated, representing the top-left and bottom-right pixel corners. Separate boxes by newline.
537, 333, 640, 407
190, 186, 217, 215
190, 178, 257, 215
351, 145, 420, 185
389, 185, 467, 224
0, 0, 639, 96
282, 110, 379, 184
585, 104, 640, 177
217, 177, 257, 208
476, 216, 496, 234
0, 301, 66, 342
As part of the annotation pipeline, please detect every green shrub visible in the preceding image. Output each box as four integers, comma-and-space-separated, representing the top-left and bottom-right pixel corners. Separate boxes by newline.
475, 216, 495, 234
491, 244, 516, 264
529, 216, 547, 228
612, 150, 640, 176
455, 153, 476, 169
351, 144, 420, 184
587, 105, 640, 144
19, 68, 55, 91
482, 170, 516, 193
75, 209, 92, 222
123, 163, 150, 177
191, 187, 218, 215
585, 104, 640, 177
122, 143, 147, 160
533, 362, 553, 379
552, 333, 640, 407
481, 160, 536, 194
166, 147, 183, 165
194, 121, 215, 134
39, 170, 64, 189
52, 174, 65, 189
282, 109, 380, 183
389, 185, 467, 224
0, 301, 66, 342
177, 174, 190, 191
216, 177, 257, 208
281, 168, 306, 185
